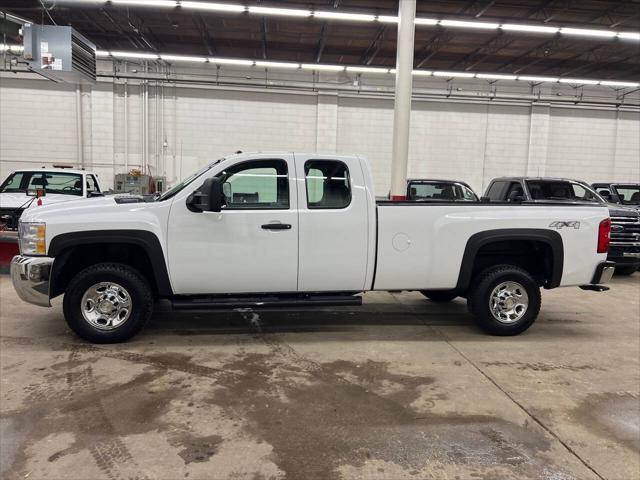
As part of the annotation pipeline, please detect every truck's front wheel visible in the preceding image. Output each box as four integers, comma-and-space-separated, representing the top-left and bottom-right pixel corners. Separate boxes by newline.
467, 265, 541, 336
63, 263, 153, 343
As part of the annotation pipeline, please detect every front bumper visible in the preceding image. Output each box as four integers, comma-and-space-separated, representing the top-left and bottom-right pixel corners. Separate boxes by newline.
591, 261, 616, 285
10, 255, 54, 307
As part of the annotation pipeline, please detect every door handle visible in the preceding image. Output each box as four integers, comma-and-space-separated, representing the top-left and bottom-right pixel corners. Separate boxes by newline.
261, 223, 292, 230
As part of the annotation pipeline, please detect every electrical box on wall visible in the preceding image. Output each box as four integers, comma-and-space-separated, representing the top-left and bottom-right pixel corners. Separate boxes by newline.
22, 24, 96, 84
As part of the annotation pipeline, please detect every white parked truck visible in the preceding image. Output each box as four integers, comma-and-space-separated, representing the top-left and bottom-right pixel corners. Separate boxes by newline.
0, 168, 103, 230
11, 152, 614, 343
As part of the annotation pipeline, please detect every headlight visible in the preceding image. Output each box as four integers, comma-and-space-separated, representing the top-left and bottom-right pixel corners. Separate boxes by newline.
19, 222, 46, 256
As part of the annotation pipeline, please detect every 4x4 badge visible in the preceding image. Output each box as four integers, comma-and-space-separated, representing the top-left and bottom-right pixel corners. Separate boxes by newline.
549, 221, 581, 230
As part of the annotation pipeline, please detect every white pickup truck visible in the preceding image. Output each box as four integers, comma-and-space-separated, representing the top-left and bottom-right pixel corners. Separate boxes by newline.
11, 152, 614, 343
0, 168, 103, 230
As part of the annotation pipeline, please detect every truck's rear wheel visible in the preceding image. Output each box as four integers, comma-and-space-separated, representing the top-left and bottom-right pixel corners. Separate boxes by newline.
420, 290, 458, 302
63, 263, 153, 343
467, 265, 541, 336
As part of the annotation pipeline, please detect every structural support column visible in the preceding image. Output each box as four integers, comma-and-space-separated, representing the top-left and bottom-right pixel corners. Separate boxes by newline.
389, 0, 416, 200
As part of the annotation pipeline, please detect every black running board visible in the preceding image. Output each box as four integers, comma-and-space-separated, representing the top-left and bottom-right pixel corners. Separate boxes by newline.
171, 294, 362, 310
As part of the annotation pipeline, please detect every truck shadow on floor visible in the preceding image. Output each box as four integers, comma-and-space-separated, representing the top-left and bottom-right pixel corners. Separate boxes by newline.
138, 302, 595, 343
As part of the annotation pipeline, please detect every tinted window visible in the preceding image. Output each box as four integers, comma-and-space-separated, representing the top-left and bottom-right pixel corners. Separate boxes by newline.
408, 182, 477, 201
218, 159, 289, 209
526, 181, 600, 203
505, 182, 525, 201
486, 181, 507, 201
305, 160, 351, 209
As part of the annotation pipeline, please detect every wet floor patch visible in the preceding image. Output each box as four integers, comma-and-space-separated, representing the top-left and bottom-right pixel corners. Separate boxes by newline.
573, 392, 640, 452
211, 351, 574, 480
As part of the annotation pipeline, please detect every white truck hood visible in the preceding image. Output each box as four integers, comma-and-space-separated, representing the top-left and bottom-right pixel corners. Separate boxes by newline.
0, 192, 81, 209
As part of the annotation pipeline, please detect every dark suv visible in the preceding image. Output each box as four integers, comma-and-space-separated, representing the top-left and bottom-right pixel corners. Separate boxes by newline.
592, 183, 640, 210
484, 177, 640, 275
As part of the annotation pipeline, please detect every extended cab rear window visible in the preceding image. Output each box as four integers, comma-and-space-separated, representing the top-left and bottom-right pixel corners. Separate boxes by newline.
305, 160, 351, 209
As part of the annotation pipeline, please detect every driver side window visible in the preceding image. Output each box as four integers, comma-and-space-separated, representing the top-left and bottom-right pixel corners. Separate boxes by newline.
217, 159, 289, 210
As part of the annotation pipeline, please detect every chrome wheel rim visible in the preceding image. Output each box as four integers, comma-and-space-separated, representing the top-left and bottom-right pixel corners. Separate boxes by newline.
81, 282, 132, 330
489, 281, 529, 324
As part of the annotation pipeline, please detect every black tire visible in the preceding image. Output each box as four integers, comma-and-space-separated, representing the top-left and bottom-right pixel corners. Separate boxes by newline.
420, 290, 458, 302
615, 266, 638, 276
467, 265, 541, 336
63, 263, 153, 343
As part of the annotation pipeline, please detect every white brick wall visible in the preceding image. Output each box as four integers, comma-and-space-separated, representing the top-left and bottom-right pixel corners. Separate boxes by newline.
1, 77, 639, 195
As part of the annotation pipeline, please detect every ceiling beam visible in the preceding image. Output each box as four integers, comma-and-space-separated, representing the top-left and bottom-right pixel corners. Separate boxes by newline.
360, 25, 386, 65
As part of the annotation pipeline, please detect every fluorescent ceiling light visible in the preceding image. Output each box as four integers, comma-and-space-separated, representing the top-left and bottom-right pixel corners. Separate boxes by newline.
347, 66, 390, 74
255, 61, 300, 69
377, 15, 398, 23
179, 1, 244, 12
248, 6, 311, 17
440, 19, 499, 29
500, 24, 559, 34
599, 80, 639, 88
559, 78, 600, 85
111, 51, 159, 59
477, 73, 517, 80
313, 11, 376, 22
517, 75, 560, 83
209, 57, 254, 65
433, 71, 475, 78
0, 44, 24, 52
412, 70, 433, 76
301, 63, 345, 71
560, 27, 616, 38
618, 32, 640, 41
161, 54, 207, 62
111, 0, 177, 6
98, 50, 630, 89
415, 18, 439, 26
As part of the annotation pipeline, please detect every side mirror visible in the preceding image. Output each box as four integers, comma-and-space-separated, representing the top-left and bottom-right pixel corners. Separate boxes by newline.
187, 177, 225, 213
27, 188, 46, 198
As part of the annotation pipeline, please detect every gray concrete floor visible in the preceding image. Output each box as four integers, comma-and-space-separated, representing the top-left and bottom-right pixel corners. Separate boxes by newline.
0, 273, 639, 480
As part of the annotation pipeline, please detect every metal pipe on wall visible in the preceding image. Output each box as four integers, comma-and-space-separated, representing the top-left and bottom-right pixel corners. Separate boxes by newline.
75, 84, 84, 168
389, 0, 416, 200
124, 62, 129, 172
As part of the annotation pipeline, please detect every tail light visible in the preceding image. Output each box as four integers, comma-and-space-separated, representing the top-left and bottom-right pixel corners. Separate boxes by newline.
597, 218, 611, 254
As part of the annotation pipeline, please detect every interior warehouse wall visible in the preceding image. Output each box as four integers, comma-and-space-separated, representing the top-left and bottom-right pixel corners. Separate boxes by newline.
1, 76, 639, 195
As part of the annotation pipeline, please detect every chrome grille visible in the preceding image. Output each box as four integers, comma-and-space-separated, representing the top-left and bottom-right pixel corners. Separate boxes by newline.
610, 215, 640, 247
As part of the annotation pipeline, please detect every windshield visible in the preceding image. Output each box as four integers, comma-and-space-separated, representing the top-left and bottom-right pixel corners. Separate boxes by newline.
408, 182, 478, 201
613, 185, 640, 205
0, 171, 83, 196
526, 180, 603, 203
158, 158, 224, 201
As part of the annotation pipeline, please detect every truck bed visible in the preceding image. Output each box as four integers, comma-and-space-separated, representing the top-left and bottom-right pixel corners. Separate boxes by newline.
373, 202, 609, 291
